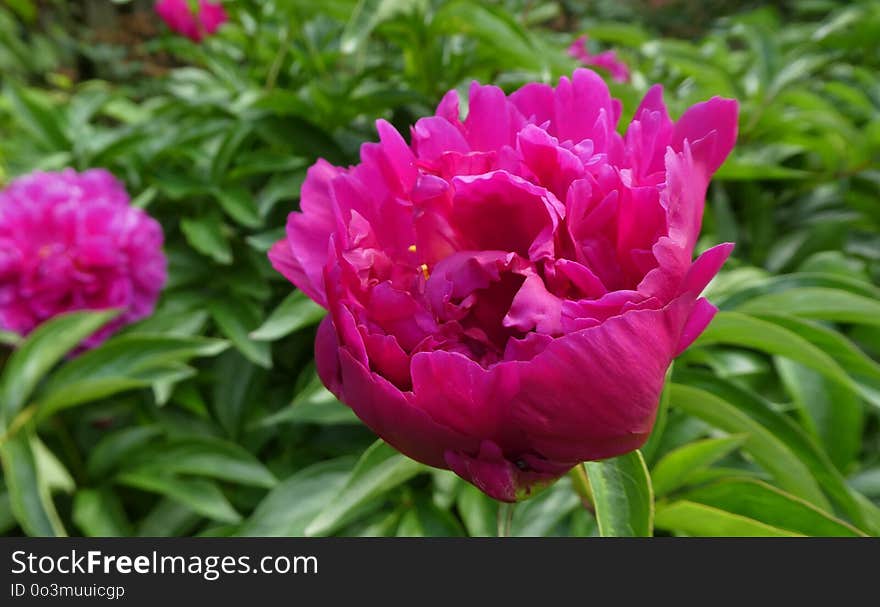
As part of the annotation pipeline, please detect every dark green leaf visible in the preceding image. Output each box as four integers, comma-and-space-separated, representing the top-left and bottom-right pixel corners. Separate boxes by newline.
652, 435, 747, 497
250, 291, 326, 341
306, 441, 425, 536
0, 309, 119, 425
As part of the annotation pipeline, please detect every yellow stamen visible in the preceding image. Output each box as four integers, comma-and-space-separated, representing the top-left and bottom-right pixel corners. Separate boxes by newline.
407, 244, 417, 253
420, 263, 430, 280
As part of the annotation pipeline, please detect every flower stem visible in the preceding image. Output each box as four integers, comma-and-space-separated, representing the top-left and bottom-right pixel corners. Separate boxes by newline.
569, 464, 595, 513
497, 502, 516, 537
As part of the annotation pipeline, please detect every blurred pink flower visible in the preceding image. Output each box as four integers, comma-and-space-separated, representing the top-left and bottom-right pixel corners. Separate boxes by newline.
0, 169, 167, 349
568, 36, 631, 83
154, 0, 227, 43
270, 69, 738, 501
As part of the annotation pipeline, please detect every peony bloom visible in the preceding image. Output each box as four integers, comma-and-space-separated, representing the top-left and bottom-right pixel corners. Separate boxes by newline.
568, 36, 631, 84
0, 169, 167, 349
270, 69, 738, 501
154, 0, 227, 43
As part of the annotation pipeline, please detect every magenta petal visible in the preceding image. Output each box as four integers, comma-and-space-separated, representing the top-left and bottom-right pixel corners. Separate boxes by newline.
0, 169, 165, 348
681, 242, 735, 297
553, 69, 618, 147
338, 348, 472, 468
412, 116, 470, 161
376, 119, 418, 193
512, 301, 689, 463
445, 440, 572, 502
504, 269, 563, 335
450, 171, 562, 261
465, 82, 523, 152
517, 124, 585, 200
435, 89, 461, 125
410, 350, 517, 440
675, 297, 717, 356
280, 159, 343, 305
268, 239, 310, 294
626, 85, 673, 180
503, 332, 554, 362
361, 330, 412, 390
315, 315, 343, 397
266, 70, 739, 503
510, 82, 556, 129
198, 0, 228, 34
671, 97, 739, 175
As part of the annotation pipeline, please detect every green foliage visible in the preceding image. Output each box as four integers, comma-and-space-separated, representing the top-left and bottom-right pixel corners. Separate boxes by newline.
1, 0, 879, 537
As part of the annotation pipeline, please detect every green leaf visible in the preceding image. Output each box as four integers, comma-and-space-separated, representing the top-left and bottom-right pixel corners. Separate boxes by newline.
210, 298, 272, 368
675, 371, 880, 533
4, 82, 69, 150
0, 330, 21, 347
305, 440, 425, 536
136, 499, 201, 537
73, 488, 132, 537
717, 273, 880, 310
584, 450, 653, 537
755, 313, 880, 410
236, 458, 354, 537
33, 436, 74, 494
250, 291, 326, 341
211, 121, 253, 181
433, 1, 546, 72
714, 158, 809, 180
340, 0, 422, 54
211, 350, 257, 438
87, 426, 163, 479
212, 187, 262, 228
651, 435, 747, 497
0, 432, 65, 536
737, 287, 880, 326
693, 312, 857, 392
396, 498, 465, 537
117, 470, 241, 524
669, 383, 829, 509
122, 437, 277, 489
776, 359, 863, 472
0, 490, 16, 535
511, 477, 582, 537
680, 479, 865, 537
181, 215, 233, 265
456, 484, 497, 537
655, 501, 801, 537
35, 335, 227, 419
256, 371, 358, 427
0, 309, 119, 426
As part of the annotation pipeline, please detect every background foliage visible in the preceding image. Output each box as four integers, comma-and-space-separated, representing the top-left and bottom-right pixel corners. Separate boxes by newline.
1, 0, 879, 537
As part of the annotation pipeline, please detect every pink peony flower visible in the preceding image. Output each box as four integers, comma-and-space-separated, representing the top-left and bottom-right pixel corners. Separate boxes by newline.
0, 169, 167, 349
154, 0, 227, 43
568, 36, 631, 84
270, 69, 738, 501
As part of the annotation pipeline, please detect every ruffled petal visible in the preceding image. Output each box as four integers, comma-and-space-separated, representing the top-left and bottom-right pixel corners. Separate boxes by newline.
450, 171, 563, 262
510, 299, 690, 463
338, 348, 472, 468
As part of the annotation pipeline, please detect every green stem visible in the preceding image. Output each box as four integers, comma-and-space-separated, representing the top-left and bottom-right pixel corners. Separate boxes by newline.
569, 464, 595, 513
497, 502, 516, 537
0, 404, 37, 449
265, 25, 293, 91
